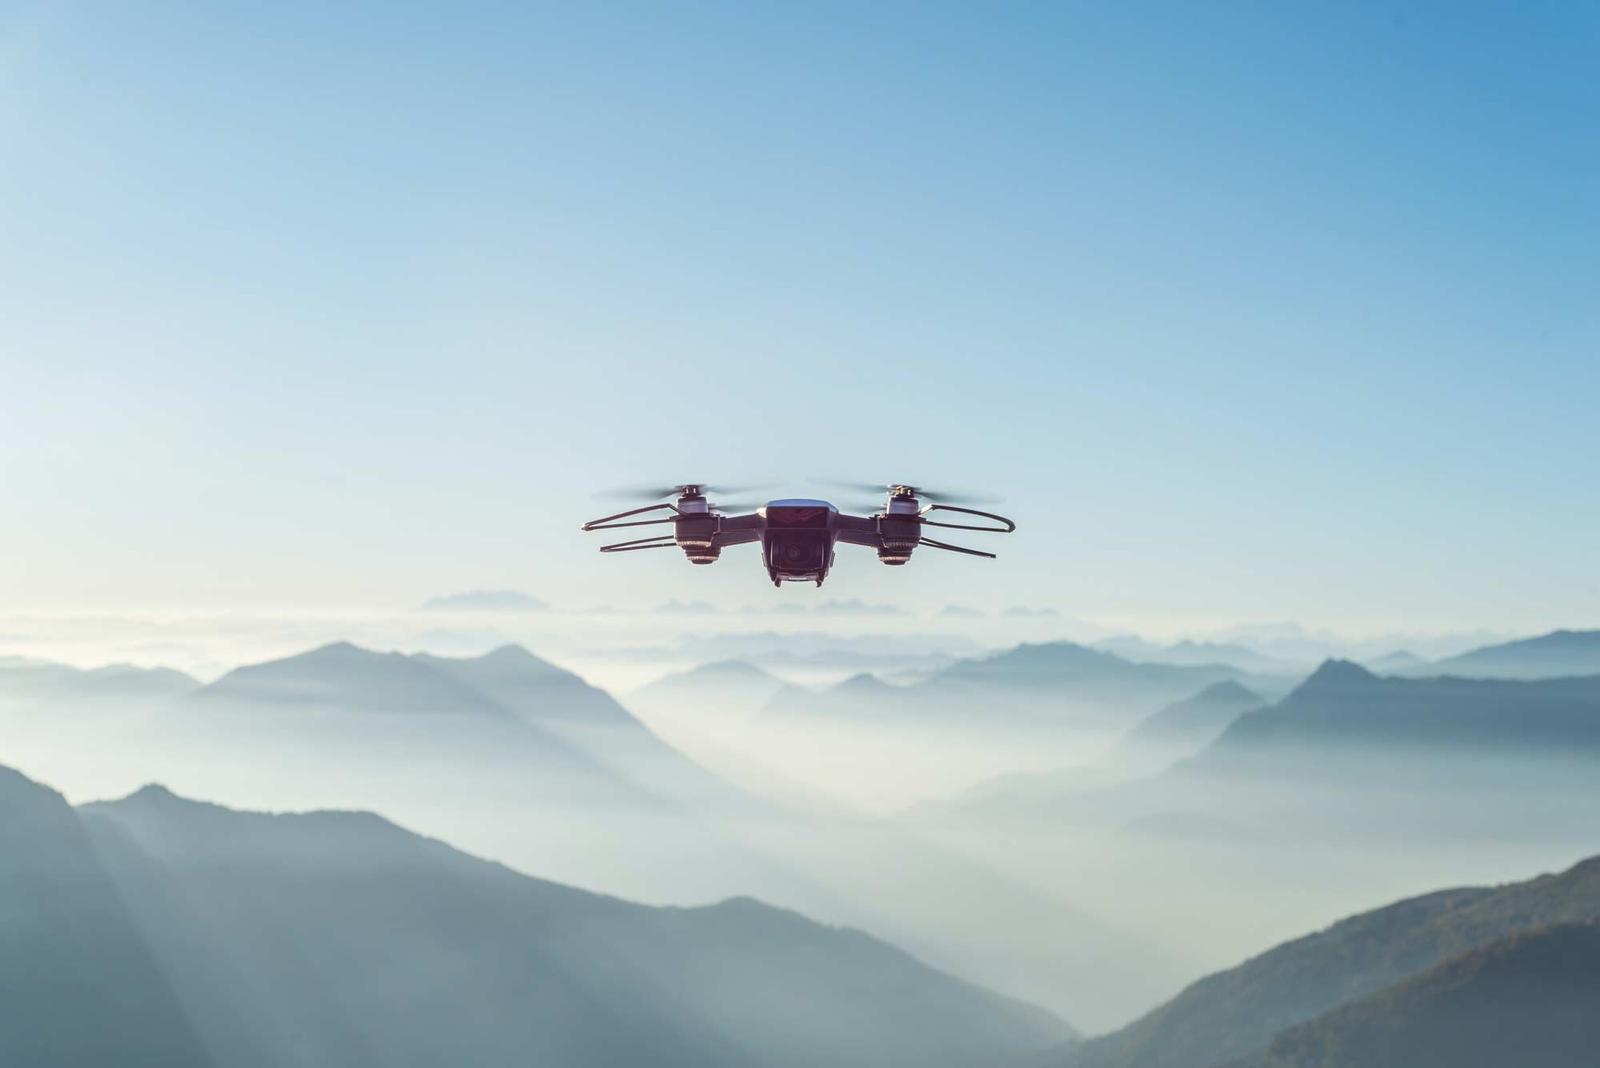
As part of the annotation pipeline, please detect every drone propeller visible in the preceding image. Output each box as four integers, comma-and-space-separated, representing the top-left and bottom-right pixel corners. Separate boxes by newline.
810, 480, 1001, 506
595, 482, 766, 502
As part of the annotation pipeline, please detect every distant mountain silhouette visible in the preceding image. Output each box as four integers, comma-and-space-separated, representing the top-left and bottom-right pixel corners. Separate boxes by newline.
1067, 853, 1600, 1068
0, 766, 209, 1066
1195, 659, 1600, 770
0, 656, 198, 706
421, 589, 547, 612
188, 642, 741, 810
415, 645, 736, 802
923, 656, 1600, 835
1419, 629, 1600, 680
764, 672, 903, 719
1361, 649, 1426, 673
415, 644, 639, 727
1113, 681, 1262, 770
630, 659, 788, 716
758, 643, 1249, 734
198, 642, 513, 717
72, 778, 1071, 1068
1241, 923, 1600, 1068
1094, 637, 1285, 674
931, 642, 1247, 729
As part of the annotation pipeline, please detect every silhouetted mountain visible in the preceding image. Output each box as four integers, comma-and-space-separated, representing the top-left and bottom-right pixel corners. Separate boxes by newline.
630, 660, 788, 716
0, 766, 209, 1067
187, 642, 741, 811
421, 589, 547, 612
1421, 629, 1600, 680
1094, 637, 1284, 674
759, 643, 1249, 734
764, 672, 904, 719
0, 656, 198, 706
197, 641, 510, 717
932, 642, 1247, 729
1361, 649, 1426, 673
415, 644, 639, 727
1241, 923, 1600, 1068
76, 781, 1071, 1068
1114, 681, 1262, 769
1067, 853, 1600, 1068
417, 646, 737, 803
1195, 659, 1600, 771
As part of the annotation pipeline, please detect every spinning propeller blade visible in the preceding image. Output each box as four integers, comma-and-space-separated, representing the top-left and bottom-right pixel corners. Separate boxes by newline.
809, 479, 1001, 506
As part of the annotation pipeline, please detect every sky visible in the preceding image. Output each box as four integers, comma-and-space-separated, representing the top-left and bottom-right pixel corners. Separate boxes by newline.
1, 2, 1597, 640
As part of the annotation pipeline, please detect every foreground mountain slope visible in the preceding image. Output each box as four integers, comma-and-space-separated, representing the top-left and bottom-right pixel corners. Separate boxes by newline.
1241, 923, 1600, 1068
0, 767, 209, 1067
78, 784, 1070, 1068
1067, 854, 1600, 1068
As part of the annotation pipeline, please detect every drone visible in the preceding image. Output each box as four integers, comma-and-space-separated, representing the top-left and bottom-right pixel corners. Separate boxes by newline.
581, 482, 1016, 587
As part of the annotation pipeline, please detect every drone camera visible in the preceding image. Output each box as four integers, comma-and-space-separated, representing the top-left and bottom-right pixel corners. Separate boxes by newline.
767, 533, 829, 575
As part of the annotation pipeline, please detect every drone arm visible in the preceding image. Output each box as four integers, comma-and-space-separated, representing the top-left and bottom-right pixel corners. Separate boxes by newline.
832, 512, 883, 548
715, 513, 766, 545
918, 536, 997, 559
919, 504, 1016, 533
599, 535, 679, 553
582, 503, 679, 532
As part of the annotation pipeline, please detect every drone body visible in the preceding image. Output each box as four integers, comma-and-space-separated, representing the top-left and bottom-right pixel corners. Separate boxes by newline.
582, 484, 1015, 587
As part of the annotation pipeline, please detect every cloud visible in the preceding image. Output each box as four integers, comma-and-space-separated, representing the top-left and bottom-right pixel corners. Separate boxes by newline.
421, 590, 548, 613
654, 600, 721, 615
813, 599, 903, 616
1003, 606, 1060, 618
940, 605, 986, 618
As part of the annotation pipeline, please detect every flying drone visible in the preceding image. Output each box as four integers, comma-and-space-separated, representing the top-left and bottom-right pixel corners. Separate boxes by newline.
581, 482, 1016, 587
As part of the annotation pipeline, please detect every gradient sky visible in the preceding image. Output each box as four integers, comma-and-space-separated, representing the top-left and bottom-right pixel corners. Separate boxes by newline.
1, 2, 1596, 633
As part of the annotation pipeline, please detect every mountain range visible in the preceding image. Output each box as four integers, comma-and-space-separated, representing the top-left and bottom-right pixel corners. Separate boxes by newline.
1193, 659, 1600, 772
0, 763, 1071, 1067
1410, 629, 1600, 681
183, 641, 738, 807
0, 655, 197, 707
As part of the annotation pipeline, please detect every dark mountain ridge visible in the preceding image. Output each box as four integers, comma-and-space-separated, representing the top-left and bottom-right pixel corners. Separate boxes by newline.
0, 767, 210, 1067
1067, 853, 1600, 1068
1240, 922, 1600, 1068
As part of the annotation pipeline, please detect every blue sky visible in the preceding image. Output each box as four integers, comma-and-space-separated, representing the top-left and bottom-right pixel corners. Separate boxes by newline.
1, 2, 1595, 632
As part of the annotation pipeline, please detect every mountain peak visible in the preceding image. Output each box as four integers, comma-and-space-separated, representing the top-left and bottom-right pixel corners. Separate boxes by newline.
1302, 658, 1377, 687
476, 644, 546, 666
122, 783, 183, 805
834, 672, 892, 694
1194, 679, 1259, 703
